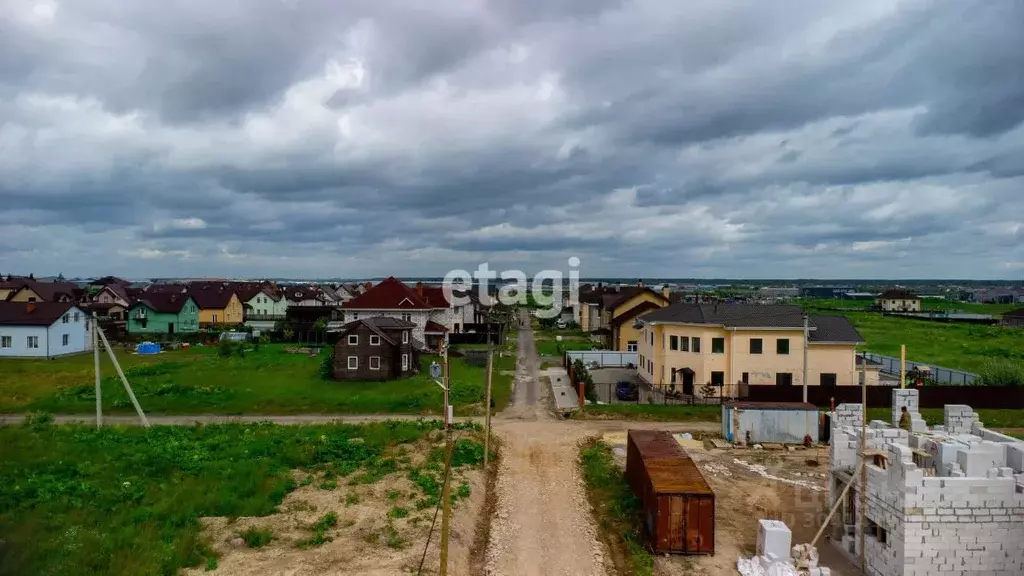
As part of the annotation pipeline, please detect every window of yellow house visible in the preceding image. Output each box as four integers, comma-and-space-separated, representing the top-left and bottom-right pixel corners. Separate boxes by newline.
711, 338, 725, 353
669, 335, 678, 350
691, 337, 701, 353
750, 338, 763, 354
627, 340, 637, 352
681, 336, 689, 352
777, 338, 790, 354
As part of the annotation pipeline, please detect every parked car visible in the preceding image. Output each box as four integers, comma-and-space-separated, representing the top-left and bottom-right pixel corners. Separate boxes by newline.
615, 380, 639, 401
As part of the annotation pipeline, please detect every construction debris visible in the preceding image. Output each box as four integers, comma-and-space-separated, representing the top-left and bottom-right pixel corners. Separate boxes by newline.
737, 520, 832, 575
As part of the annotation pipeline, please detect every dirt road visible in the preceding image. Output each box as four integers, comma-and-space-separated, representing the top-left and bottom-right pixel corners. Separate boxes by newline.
484, 310, 610, 576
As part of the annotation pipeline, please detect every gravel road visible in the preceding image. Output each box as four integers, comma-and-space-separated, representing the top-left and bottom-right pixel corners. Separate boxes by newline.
484, 310, 610, 576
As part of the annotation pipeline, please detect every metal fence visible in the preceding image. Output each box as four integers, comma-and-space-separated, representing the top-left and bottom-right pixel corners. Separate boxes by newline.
861, 352, 977, 385
565, 350, 637, 368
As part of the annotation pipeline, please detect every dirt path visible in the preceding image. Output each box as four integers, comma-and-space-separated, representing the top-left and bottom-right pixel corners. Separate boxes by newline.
484, 311, 609, 576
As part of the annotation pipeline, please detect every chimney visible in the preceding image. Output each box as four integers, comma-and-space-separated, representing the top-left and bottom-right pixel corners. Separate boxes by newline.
417, 281, 424, 298
26, 303, 36, 314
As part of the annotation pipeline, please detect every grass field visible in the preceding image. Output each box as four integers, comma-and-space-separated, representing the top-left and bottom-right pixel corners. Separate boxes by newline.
0, 344, 515, 415
575, 404, 721, 422
825, 312, 1024, 374
534, 338, 597, 357
0, 419, 484, 576
576, 404, 1024, 429
799, 298, 1020, 315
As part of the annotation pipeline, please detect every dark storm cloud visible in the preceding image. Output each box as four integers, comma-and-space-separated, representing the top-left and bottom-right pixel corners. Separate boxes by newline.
2, 0, 1024, 278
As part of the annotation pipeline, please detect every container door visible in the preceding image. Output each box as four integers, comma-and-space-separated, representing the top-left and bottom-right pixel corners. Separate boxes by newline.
698, 497, 715, 553
668, 496, 685, 552
685, 497, 702, 553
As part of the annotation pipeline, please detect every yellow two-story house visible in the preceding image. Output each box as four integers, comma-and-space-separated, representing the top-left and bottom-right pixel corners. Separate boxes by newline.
578, 282, 671, 351
636, 304, 869, 398
189, 286, 244, 326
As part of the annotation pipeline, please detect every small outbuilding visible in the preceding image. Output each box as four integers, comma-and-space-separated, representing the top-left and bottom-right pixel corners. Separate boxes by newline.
722, 401, 820, 445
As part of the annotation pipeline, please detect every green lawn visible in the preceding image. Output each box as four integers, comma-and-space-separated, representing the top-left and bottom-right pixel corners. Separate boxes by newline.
575, 404, 721, 422
579, 440, 653, 576
827, 312, 1024, 374
0, 419, 484, 576
534, 338, 598, 357
0, 344, 515, 416
800, 298, 1020, 315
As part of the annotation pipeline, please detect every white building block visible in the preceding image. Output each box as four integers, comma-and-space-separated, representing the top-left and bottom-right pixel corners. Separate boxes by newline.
757, 520, 792, 561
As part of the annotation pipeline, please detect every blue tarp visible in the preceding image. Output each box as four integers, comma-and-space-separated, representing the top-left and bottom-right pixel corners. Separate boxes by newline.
137, 342, 161, 355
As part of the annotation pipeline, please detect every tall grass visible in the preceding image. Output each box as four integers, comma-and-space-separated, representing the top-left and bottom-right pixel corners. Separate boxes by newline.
0, 419, 479, 576
579, 440, 653, 576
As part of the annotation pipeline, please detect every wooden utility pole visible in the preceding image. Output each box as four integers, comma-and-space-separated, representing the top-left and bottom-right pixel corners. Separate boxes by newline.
93, 313, 102, 428
859, 357, 867, 573
900, 344, 906, 388
484, 337, 493, 469
439, 337, 452, 576
95, 321, 149, 427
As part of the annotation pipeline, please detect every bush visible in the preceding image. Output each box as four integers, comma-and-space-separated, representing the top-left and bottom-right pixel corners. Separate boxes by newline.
977, 360, 1024, 386
573, 359, 598, 403
217, 340, 235, 358
239, 526, 274, 548
320, 348, 335, 381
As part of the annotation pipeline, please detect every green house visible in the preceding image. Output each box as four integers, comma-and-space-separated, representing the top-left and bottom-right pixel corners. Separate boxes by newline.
127, 293, 200, 335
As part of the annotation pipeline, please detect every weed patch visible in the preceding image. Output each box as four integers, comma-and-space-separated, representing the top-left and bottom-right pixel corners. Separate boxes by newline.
580, 439, 653, 576
239, 526, 274, 549
0, 420, 450, 575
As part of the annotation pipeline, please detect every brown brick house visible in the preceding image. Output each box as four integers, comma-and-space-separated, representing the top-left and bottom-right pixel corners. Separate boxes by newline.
332, 317, 419, 381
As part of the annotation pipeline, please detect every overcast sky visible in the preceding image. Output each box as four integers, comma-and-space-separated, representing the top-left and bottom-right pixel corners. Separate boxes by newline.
2, 0, 1023, 280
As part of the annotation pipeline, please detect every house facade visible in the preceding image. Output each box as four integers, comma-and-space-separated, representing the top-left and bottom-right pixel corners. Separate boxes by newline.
127, 295, 200, 334
1002, 308, 1024, 327
577, 282, 670, 350
0, 302, 92, 358
636, 304, 864, 398
243, 288, 288, 319
342, 278, 454, 349
94, 284, 131, 307
875, 289, 921, 312
189, 288, 243, 325
331, 317, 418, 381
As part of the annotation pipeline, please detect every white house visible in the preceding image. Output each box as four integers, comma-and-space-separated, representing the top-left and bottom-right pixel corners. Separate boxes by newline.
875, 289, 921, 312
342, 277, 455, 349
0, 302, 92, 358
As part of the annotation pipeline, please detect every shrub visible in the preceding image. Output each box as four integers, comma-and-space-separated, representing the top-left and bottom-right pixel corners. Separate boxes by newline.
977, 360, 1024, 387
239, 526, 274, 548
387, 506, 409, 519
320, 348, 335, 381
217, 340, 235, 358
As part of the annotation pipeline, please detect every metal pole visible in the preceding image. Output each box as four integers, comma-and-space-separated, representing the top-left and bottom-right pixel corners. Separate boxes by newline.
802, 314, 809, 403
439, 337, 452, 576
96, 322, 150, 427
859, 357, 868, 573
93, 313, 102, 428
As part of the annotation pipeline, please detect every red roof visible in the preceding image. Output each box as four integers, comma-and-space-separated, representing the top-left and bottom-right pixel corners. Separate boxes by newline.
0, 301, 77, 326
420, 285, 452, 307
424, 321, 449, 333
343, 277, 434, 310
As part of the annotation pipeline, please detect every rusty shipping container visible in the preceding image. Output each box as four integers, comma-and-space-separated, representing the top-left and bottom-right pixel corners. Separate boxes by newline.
625, 430, 715, 555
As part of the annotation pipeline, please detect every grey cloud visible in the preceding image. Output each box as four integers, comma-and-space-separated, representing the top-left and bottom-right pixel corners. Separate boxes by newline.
2, 0, 1024, 278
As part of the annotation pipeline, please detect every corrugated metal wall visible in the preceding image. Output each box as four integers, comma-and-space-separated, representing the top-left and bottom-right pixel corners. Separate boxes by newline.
725, 407, 819, 444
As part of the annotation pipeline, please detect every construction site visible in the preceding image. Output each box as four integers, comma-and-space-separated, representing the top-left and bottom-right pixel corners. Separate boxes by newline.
826, 388, 1024, 576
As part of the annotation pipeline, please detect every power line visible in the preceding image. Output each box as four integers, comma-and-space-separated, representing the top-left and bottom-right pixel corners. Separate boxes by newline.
416, 431, 456, 576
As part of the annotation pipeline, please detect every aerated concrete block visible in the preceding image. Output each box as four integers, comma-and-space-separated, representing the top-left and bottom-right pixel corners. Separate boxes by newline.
757, 519, 792, 561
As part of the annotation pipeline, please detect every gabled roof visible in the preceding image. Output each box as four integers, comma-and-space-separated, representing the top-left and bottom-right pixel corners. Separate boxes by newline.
878, 289, 919, 300
7, 278, 82, 302
603, 286, 668, 311
425, 321, 449, 333
186, 286, 237, 309
641, 303, 863, 343
91, 276, 129, 287
334, 316, 417, 345
808, 315, 863, 343
235, 283, 280, 304
98, 283, 130, 302
420, 285, 451, 308
643, 303, 808, 328
0, 301, 77, 326
130, 293, 195, 314
610, 300, 665, 326
343, 277, 433, 310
